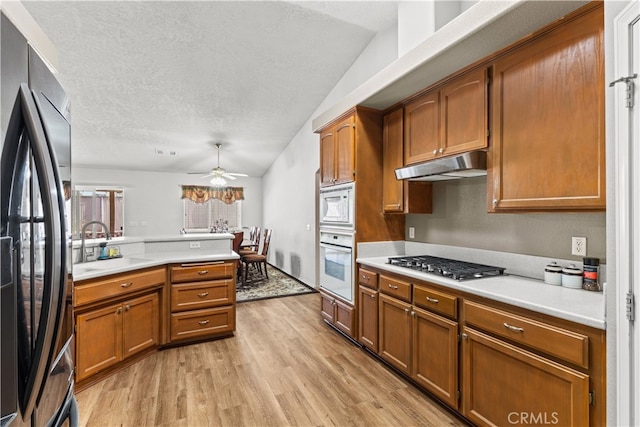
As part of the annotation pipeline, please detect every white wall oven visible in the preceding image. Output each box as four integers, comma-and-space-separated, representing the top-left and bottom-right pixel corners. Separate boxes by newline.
319, 183, 354, 229
319, 229, 354, 304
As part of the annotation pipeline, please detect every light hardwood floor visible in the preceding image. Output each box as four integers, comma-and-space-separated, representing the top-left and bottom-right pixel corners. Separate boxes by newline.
76, 293, 467, 426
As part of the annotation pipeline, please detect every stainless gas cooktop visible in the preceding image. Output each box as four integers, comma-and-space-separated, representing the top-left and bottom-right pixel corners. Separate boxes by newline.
387, 255, 506, 281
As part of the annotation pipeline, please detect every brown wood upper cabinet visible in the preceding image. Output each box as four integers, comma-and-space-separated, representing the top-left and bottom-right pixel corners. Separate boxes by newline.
404, 67, 489, 166
320, 114, 355, 187
382, 108, 433, 214
488, 3, 605, 211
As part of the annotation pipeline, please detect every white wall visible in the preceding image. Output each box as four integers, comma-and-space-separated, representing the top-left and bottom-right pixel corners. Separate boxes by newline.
73, 167, 262, 236
262, 26, 399, 286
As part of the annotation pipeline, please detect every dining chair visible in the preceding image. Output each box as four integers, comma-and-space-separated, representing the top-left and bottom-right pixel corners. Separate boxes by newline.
239, 226, 261, 256
232, 231, 244, 280
242, 228, 272, 282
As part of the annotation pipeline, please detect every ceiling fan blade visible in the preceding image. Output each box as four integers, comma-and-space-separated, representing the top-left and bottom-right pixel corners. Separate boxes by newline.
187, 172, 211, 175
226, 172, 248, 177
222, 173, 237, 180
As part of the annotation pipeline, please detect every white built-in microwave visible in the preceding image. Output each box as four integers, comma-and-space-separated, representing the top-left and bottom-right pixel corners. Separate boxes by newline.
319, 183, 354, 229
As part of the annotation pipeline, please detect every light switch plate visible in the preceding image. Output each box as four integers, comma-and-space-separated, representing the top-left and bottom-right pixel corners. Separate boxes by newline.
409, 227, 415, 239
189, 241, 201, 249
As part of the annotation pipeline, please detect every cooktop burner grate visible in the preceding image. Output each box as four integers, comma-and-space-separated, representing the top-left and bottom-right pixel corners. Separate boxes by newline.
387, 255, 506, 281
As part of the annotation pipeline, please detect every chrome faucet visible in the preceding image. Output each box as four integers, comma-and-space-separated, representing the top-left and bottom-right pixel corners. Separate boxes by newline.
80, 221, 111, 263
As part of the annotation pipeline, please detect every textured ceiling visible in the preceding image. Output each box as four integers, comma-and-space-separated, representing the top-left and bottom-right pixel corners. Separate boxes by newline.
23, 1, 398, 177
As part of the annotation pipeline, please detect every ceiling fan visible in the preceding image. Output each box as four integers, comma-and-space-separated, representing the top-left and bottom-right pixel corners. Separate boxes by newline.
189, 143, 248, 185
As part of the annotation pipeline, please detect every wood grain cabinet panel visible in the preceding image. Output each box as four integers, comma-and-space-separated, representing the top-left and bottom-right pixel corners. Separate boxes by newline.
76, 292, 159, 382
404, 91, 440, 165
489, 4, 605, 211
464, 300, 589, 368
358, 285, 378, 352
462, 327, 589, 427
378, 274, 412, 302
358, 267, 378, 290
319, 114, 355, 187
320, 290, 355, 338
412, 307, 459, 409
378, 293, 412, 373
74, 267, 165, 306
171, 279, 234, 312
382, 108, 433, 214
414, 285, 458, 319
170, 306, 235, 342
169, 260, 236, 344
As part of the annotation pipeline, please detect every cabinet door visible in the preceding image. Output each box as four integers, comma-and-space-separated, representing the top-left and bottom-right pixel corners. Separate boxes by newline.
489, 6, 605, 211
122, 293, 159, 359
320, 292, 336, 324
319, 127, 335, 186
358, 286, 378, 352
461, 327, 589, 427
440, 67, 488, 156
378, 294, 411, 373
382, 109, 404, 212
334, 115, 355, 184
334, 298, 355, 338
404, 91, 440, 165
75, 302, 123, 382
412, 307, 459, 409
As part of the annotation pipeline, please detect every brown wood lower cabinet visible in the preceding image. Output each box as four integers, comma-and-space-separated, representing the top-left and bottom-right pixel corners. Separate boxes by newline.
320, 290, 355, 338
461, 327, 590, 427
378, 293, 411, 372
169, 261, 237, 344
358, 285, 378, 352
76, 292, 159, 382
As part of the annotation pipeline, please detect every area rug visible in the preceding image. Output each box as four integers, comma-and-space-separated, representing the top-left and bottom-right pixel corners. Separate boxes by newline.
236, 264, 315, 302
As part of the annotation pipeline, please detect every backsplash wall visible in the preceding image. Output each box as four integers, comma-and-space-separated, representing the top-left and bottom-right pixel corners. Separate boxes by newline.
406, 176, 606, 262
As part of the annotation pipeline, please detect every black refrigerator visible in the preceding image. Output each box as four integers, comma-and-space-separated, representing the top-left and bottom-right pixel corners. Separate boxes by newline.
1, 13, 78, 427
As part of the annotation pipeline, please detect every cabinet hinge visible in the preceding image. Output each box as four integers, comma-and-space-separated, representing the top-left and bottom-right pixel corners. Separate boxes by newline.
486, 128, 491, 138
609, 74, 637, 108
588, 391, 595, 406
352, 123, 356, 129
457, 390, 461, 400
626, 292, 635, 321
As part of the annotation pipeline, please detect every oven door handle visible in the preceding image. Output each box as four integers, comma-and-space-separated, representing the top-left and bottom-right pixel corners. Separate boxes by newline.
319, 243, 352, 253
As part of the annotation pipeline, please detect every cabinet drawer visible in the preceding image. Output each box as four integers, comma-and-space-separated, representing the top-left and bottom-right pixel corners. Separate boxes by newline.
171, 279, 234, 312
170, 261, 234, 283
170, 306, 235, 342
358, 268, 378, 289
75, 267, 165, 307
464, 301, 589, 368
413, 285, 457, 319
378, 274, 411, 302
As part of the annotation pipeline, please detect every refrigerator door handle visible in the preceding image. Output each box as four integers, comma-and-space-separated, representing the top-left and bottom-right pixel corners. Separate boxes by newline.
8, 84, 66, 419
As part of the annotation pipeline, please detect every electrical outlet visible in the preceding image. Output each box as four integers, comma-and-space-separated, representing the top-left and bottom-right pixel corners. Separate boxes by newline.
571, 237, 587, 256
409, 227, 415, 239
189, 241, 201, 249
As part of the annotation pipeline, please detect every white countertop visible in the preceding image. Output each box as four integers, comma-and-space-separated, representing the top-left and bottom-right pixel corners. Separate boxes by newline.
73, 250, 240, 282
357, 256, 605, 330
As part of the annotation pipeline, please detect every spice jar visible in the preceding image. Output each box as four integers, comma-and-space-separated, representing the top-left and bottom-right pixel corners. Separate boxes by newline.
561, 264, 583, 289
582, 257, 601, 291
544, 261, 563, 285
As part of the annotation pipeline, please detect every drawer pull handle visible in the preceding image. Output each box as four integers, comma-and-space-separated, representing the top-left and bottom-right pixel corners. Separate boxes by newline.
124, 304, 130, 311
197, 292, 209, 298
362, 275, 369, 280
198, 320, 210, 326
120, 282, 133, 288
369, 294, 375, 299
388, 284, 399, 290
116, 307, 122, 314
503, 322, 525, 333
197, 270, 209, 275
426, 297, 439, 304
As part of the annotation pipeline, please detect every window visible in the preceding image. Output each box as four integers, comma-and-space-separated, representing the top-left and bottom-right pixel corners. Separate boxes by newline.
72, 188, 124, 239
183, 198, 241, 232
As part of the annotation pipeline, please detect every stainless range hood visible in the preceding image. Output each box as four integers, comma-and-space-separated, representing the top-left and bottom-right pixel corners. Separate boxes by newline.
395, 151, 487, 182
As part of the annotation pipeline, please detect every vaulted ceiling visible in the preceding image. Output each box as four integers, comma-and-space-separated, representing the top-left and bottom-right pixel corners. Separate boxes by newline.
23, 1, 398, 177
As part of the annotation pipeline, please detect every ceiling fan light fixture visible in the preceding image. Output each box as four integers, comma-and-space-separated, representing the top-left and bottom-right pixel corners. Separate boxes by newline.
210, 175, 227, 187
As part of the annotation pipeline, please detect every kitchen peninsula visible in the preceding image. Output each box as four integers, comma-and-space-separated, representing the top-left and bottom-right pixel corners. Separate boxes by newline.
72, 233, 239, 390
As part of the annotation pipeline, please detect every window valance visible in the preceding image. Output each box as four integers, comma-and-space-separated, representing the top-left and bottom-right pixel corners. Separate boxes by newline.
181, 185, 244, 205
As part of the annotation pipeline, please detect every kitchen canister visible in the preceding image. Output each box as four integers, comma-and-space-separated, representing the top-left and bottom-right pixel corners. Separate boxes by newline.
544, 261, 563, 285
582, 257, 601, 291
562, 264, 583, 289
